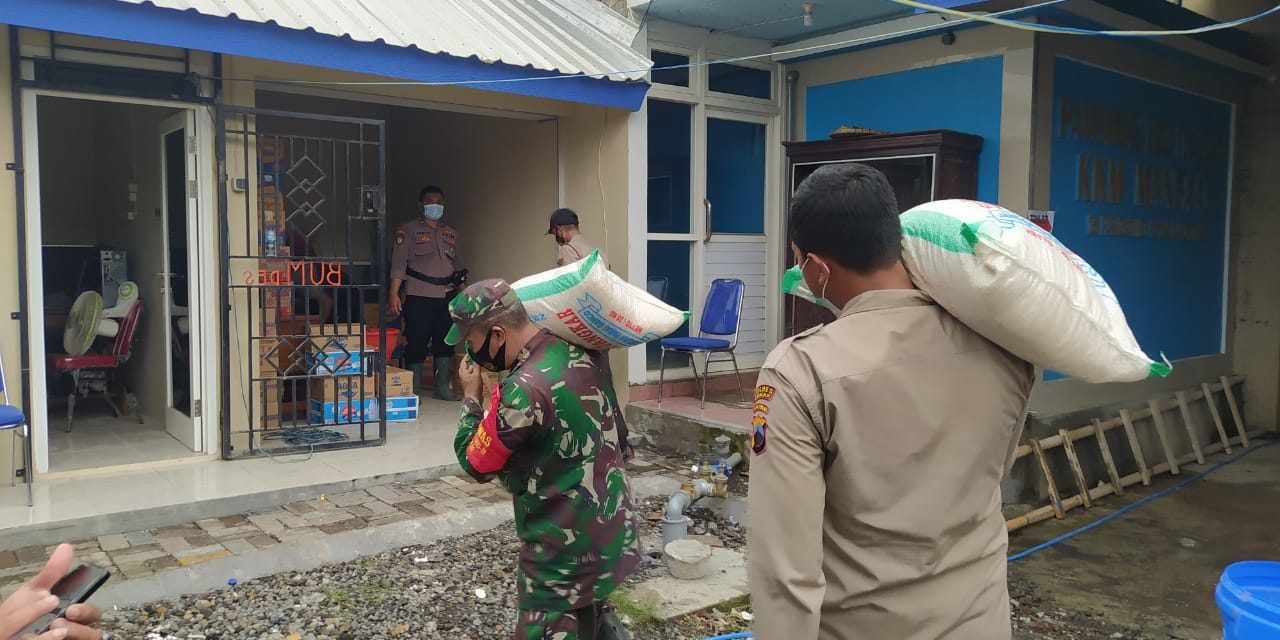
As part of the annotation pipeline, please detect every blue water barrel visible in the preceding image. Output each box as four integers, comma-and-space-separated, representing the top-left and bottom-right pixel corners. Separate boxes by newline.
1218, 561, 1280, 639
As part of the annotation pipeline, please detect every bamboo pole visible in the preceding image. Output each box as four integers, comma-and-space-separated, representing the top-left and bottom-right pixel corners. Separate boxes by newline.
1030, 439, 1065, 519
1221, 376, 1249, 448
1119, 409, 1151, 486
1059, 429, 1093, 508
1176, 391, 1206, 465
1093, 418, 1124, 496
1202, 382, 1232, 454
1148, 400, 1181, 475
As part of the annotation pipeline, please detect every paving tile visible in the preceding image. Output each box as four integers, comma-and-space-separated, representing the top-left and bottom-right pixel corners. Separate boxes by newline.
196, 518, 227, 532
247, 515, 286, 536
97, 534, 130, 552
284, 501, 317, 516
184, 533, 218, 548
220, 538, 259, 556
219, 515, 249, 527
145, 556, 180, 572
276, 528, 325, 543
117, 563, 154, 580
329, 490, 375, 508
440, 487, 470, 500
153, 524, 201, 538
440, 475, 472, 489
396, 501, 435, 518
15, 545, 46, 564
73, 540, 100, 552
317, 519, 368, 535
343, 505, 375, 519
420, 490, 452, 503
0, 564, 42, 580
208, 525, 265, 541
173, 544, 227, 561
368, 485, 420, 504
0, 551, 18, 571
123, 531, 156, 547
247, 535, 279, 549
365, 514, 410, 527
302, 511, 354, 527
277, 514, 310, 529
364, 501, 400, 517
157, 537, 192, 555
109, 549, 169, 565
177, 549, 233, 567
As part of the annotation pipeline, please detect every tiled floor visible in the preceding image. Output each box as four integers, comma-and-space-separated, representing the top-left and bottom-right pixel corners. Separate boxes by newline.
0, 399, 465, 532
47, 407, 201, 473
630, 392, 754, 433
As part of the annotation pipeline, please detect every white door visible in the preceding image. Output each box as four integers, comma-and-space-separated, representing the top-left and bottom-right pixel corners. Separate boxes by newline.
159, 112, 203, 451
702, 109, 773, 370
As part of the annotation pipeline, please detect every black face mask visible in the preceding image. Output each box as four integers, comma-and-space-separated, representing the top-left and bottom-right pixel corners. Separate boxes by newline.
467, 329, 508, 373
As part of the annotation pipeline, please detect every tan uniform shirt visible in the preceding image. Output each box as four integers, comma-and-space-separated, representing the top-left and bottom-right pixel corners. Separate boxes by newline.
747, 289, 1034, 640
556, 234, 606, 269
391, 218, 460, 298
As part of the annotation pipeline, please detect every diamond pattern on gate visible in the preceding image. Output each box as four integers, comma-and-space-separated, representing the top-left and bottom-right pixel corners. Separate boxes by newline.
284, 153, 328, 240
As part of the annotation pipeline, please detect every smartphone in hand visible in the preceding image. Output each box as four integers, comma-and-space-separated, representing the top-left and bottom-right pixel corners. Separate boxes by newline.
21, 563, 110, 635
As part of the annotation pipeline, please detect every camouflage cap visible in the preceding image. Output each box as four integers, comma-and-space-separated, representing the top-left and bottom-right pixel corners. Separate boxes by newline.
444, 278, 521, 346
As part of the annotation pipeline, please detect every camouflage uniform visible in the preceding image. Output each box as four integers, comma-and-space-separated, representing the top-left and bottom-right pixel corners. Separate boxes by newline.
446, 280, 641, 640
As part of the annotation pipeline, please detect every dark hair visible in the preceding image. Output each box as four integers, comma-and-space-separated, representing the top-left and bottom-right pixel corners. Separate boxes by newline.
790, 163, 901, 273
419, 185, 444, 201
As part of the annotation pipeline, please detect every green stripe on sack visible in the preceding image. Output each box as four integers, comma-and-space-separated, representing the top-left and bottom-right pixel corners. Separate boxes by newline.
514, 250, 600, 300
900, 210, 977, 255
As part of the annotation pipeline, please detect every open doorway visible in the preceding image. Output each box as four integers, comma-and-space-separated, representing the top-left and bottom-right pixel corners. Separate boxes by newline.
27, 94, 209, 473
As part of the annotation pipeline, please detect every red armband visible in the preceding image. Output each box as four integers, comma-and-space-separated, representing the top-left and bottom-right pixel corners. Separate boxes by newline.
466, 384, 511, 474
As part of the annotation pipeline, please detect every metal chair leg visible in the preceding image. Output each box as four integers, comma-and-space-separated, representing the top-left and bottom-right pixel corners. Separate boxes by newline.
8, 430, 14, 488
729, 351, 746, 403
66, 370, 79, 433
700, 352, 712, 409
658, 348, 667, 405
22, 424, 31, 507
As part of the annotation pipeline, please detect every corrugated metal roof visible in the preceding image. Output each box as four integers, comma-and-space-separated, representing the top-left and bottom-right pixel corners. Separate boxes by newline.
116, 0, 652, 81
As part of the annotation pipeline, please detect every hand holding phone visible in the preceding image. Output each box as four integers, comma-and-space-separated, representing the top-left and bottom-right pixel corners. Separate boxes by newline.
21, 562, 109, 637
0, 544, 106, 640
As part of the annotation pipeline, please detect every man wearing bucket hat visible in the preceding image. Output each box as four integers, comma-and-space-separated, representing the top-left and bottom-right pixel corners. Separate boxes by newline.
447, 279, 639, 640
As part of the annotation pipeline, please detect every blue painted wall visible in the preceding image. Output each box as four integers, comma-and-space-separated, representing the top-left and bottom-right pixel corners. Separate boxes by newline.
805, 56, 1004, 203
1048, 57, 1231, 376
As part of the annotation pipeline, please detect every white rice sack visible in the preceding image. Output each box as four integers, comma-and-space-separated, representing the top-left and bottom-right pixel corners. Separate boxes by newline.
782, 199, 1170, 383
513, 250, 689, 351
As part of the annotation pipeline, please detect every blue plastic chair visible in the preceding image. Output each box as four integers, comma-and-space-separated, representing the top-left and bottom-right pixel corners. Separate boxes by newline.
0, 350, 32, 506
658, 278, 747, 409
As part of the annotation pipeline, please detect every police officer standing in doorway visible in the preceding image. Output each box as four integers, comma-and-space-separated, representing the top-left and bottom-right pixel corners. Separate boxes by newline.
390, 185, 467, 401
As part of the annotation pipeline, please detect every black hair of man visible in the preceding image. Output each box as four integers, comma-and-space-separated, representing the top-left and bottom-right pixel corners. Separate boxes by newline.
790, 163, 902, 274
419, 185, 445, 200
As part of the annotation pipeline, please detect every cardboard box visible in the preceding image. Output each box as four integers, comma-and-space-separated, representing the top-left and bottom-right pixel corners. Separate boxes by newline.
385, 367, 414, 397
386, 395, 419, 422
309, 350, 372, 376
309, 398, 378, 425
310, 373, 378, 405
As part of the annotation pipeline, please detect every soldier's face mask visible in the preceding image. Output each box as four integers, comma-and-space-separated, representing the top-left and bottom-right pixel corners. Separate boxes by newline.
467, 327, 508, 373
423, 204, 445, 220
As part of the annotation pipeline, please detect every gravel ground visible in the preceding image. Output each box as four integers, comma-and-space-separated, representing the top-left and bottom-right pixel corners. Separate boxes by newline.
99, 495, 1168, 640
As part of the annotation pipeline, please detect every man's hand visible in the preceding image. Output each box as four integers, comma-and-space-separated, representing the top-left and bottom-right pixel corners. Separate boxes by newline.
388, 293, 403, 317
0, 544, 102, 640
459, 356, 484, 401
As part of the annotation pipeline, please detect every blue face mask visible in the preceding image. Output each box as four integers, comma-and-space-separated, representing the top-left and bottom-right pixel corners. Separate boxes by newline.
423, 204, 445, 220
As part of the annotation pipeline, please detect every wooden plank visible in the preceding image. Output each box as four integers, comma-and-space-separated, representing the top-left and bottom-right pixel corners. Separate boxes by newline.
1059, 429, 1093, 509
1202, 382, 1233, 454
1093, 418, 1124, 496
1148, 400, 1181, 476
1176, 391, 1206, 465
1221, 376, 1249, 448
1119, 409, 1151, 486
1030, 439, 1065, 519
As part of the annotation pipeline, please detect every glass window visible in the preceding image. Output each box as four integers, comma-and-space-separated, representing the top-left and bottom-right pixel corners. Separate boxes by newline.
647, 100, 693, 234
707, 118, 766, 234
708, 64, 772, 100
650, 50, 690, 87
645, 240, 692, 369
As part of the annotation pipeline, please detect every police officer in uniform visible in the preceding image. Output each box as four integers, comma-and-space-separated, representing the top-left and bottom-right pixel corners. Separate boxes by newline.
390, 185, 467, 401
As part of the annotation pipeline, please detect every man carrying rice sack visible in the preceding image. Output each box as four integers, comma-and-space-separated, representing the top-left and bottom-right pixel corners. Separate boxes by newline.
747, 163, 1035, 640
448, 279, 639, 640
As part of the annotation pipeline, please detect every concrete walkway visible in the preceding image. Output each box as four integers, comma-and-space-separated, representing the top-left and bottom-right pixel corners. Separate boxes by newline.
0, 453, 688, 604
1008, 437, 1280, 639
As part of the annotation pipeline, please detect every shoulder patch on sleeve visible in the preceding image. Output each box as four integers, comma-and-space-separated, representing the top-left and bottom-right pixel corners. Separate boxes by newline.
750, 394, 770, 456
394, 230, 406, 246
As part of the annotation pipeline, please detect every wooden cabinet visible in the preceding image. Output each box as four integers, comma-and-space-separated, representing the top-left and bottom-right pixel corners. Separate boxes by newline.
782, 130, 983, 338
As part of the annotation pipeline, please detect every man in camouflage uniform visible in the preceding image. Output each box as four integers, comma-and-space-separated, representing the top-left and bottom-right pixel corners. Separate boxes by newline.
447, 279, 641, 640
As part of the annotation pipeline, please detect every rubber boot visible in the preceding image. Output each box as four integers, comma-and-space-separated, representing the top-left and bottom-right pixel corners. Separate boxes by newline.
409, 363, 427, 396
433, 356, 459, 401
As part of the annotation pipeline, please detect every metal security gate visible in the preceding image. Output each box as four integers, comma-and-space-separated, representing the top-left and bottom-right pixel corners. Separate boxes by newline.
217, 106, 388, 459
